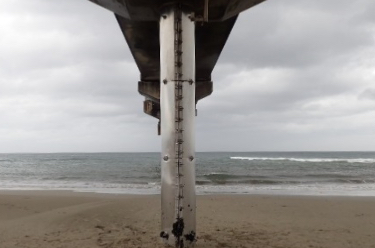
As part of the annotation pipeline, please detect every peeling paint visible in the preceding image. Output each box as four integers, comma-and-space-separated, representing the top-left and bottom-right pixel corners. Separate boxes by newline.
179, 239, 184, 248
160, 231, 169, 240
184, 231, 196, 242
172, 218, 185, 238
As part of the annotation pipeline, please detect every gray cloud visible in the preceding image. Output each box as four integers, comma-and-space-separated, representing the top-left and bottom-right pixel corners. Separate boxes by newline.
220, 0, 375, 68
359, 88, 375, 101
1, 0, 375, 152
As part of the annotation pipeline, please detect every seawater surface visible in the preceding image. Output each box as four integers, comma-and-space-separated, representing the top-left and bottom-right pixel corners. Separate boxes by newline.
1, 152, 375, 196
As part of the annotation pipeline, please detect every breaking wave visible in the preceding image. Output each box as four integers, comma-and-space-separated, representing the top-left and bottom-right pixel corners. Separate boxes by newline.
230, 157, 375, 163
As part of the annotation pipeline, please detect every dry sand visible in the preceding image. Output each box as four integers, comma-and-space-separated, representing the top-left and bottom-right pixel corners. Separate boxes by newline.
0, 191, 375, 248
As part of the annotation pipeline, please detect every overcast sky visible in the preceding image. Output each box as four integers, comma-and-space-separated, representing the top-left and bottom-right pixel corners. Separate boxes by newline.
1, 0, 375, 153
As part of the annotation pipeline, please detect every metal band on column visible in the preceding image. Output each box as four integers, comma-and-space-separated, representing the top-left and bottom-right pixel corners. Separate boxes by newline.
159, 6, 196, 248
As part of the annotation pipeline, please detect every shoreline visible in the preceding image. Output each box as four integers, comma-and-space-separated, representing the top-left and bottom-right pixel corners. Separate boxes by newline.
1, 190, 375, 247
1, 188, 375, 198
1, 187, 375, 197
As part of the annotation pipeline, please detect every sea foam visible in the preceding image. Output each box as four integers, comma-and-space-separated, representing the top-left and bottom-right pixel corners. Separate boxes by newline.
230, 157, 375, 163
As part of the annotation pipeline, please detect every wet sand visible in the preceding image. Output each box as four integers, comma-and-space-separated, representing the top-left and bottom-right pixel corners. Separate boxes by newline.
0, 190, 375, 248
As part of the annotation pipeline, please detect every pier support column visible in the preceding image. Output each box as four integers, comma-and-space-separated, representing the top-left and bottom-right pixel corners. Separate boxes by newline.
159, 5, 196, 248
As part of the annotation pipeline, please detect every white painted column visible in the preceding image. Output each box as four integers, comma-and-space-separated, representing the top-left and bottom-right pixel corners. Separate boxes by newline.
159, 6, 196, 248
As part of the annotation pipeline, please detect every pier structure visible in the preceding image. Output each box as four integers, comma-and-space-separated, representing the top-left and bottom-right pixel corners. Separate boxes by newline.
86, 0, 267, 247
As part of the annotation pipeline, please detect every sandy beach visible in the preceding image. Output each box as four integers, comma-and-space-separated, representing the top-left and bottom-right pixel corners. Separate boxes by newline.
0, 191, 374, 248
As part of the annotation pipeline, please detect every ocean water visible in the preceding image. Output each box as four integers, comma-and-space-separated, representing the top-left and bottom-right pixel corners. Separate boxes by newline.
1, 152, 375, 196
